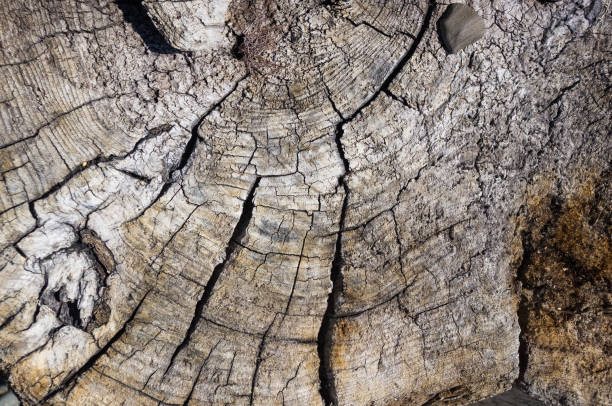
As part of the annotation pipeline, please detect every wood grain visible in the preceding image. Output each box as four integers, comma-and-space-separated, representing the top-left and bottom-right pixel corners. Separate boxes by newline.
0, 0, 609, 405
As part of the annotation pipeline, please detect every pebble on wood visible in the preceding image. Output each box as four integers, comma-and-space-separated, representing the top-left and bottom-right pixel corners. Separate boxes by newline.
437, 3, 485, 54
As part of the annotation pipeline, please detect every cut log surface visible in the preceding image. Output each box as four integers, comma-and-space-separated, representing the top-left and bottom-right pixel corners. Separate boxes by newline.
437, 4, 485, 53
0, 1, 609, 406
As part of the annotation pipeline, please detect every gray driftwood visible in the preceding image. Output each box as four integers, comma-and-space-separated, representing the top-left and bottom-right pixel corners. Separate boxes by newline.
0, 0, 610, 405
437, 4, 485, 53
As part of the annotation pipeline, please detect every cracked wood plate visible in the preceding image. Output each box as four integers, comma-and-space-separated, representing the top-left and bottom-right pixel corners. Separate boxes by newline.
0, 0, 610, 405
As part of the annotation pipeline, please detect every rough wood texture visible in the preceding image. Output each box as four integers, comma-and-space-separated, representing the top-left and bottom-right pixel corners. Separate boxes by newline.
0, 0, 609, 405
143, 0, 231, 51
517, 172, 611, 405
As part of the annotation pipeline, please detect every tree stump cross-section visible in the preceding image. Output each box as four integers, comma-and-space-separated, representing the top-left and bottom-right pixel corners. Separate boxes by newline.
0, 0, 610, 405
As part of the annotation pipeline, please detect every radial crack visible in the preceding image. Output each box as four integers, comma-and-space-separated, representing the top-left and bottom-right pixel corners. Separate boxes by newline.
316, 121, 349, 406
315, 4, 436, 404
182, 340, 221, 406
162, 176, 262, 378
316, 186, 347, 405
249, 316, 276, 406
127, 74, 249, 223
178, 73, 249, 175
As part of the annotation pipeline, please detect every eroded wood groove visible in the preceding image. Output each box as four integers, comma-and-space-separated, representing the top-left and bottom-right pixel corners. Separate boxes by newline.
316, 3, 436, 404
163, 177, 261, 377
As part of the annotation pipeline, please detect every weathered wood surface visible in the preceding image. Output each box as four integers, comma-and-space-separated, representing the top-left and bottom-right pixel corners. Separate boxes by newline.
0, 0, 609, 405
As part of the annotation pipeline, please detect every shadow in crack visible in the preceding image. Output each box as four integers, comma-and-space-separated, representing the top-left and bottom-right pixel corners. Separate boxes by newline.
116, 0, 181, 54
475, 388, 543, 405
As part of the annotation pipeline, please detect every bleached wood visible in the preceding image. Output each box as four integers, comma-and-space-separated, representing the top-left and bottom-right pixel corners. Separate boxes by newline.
0, 0, 609, 405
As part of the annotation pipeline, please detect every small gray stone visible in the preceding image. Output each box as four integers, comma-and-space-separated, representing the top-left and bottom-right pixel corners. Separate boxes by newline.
0, 391, 20, 406
475, 388, 544, 405
437, 3, 486, 54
